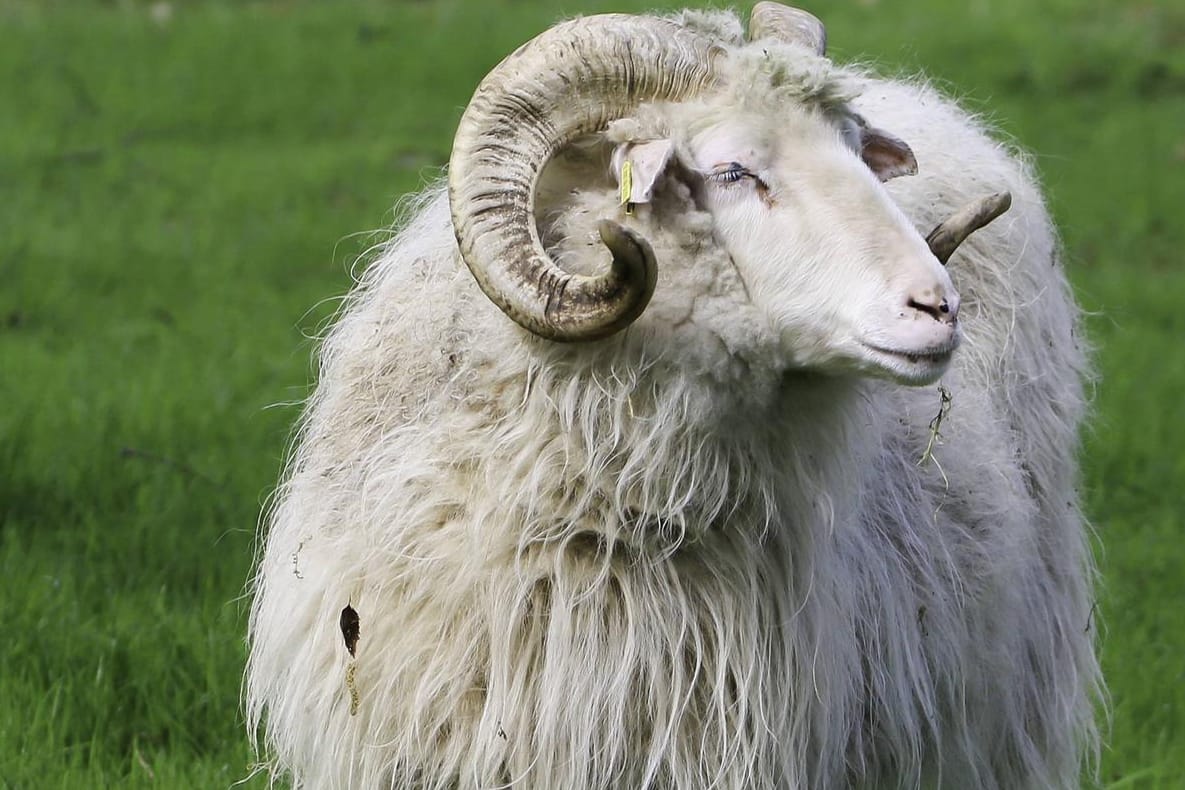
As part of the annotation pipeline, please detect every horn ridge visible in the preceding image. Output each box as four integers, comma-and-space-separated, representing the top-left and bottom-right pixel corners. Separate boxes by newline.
748, 2, 827, 55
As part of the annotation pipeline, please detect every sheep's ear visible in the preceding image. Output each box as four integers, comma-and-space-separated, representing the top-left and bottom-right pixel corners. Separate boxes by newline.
611, 139, 675, 204
858, 123, 917, 182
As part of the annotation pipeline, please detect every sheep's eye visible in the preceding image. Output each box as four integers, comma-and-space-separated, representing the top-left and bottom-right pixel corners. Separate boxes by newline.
708, 162, 752, 184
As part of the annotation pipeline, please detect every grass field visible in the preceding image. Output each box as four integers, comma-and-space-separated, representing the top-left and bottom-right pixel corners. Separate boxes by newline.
1, 0, 1182, 787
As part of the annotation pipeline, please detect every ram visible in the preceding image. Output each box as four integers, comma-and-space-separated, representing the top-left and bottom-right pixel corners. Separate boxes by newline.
246, 4, 1100, 788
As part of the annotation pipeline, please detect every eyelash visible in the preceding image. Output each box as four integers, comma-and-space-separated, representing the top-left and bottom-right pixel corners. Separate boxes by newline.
708, 162, 752, 184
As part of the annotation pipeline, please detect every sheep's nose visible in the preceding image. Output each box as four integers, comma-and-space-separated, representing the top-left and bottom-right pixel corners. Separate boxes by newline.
906, 286, 959, 325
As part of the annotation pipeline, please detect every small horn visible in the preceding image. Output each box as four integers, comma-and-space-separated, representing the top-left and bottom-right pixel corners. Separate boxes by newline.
925, 192, 1013, 265
748, 2, 826, 55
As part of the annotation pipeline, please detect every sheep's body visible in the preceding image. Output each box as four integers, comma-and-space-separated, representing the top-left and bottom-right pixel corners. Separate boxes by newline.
247, 10, 1098, 789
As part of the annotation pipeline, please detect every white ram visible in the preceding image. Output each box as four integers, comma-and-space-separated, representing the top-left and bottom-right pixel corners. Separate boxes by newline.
247, 5, 1100, 788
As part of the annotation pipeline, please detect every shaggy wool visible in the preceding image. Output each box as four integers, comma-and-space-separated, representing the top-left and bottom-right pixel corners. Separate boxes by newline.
247, 9, 1100, 789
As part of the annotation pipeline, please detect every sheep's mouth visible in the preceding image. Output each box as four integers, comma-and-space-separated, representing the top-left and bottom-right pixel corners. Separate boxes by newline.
861, 341, 958, 385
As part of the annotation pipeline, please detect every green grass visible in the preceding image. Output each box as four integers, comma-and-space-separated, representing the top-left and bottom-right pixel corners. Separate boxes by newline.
1, 0, 1182, 786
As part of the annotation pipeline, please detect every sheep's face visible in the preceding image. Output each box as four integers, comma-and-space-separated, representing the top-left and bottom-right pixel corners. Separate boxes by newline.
677, 109, 961, 386
450, 13, 1005, 362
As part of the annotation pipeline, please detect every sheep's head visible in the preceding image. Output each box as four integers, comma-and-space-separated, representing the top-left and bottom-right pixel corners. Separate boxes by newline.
448, 3, 1009, 386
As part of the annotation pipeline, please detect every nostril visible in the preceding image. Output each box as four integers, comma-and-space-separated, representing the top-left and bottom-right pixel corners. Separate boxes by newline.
907, 297, 942, 321
907, 294, 957, 324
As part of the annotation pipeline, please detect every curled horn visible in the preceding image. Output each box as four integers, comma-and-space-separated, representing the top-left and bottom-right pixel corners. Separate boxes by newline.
926, 192, 1013, 265
448, 16, 723, 342
748, 2, 827, 55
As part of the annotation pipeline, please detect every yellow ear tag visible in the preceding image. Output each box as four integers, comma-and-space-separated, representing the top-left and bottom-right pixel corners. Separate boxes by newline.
619, 160, 634, 215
